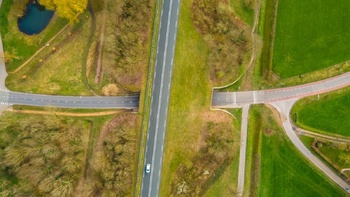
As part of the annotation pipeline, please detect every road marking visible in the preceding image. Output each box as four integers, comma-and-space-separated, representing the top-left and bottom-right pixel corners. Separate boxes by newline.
233, 92, 237, 105
253, 91, 257, 104
148, 0, 174, 196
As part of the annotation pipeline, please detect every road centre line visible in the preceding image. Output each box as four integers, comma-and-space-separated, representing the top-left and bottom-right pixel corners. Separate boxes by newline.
148, 0, 174, 196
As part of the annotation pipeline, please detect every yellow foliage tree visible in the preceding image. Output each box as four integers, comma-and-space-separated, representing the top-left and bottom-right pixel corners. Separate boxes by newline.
39, 0, 88, 23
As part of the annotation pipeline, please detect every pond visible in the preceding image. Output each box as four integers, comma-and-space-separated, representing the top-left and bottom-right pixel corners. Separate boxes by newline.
18, 2, 54, 35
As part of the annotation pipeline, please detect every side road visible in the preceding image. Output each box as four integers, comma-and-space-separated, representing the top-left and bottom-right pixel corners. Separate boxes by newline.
271, 100, 350, 192
0, 1, 140, 113
212, 71, 350, 194
237, 105, 250, 196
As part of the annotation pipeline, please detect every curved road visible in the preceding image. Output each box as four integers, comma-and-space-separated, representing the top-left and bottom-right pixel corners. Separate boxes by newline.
212, 72, 350, 193
140, 0, 180, 196
212, 72, 350, 107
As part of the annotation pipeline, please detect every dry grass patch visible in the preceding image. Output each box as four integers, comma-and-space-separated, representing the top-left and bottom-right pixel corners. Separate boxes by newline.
191, 0, 251, 86
86, 0, 155, 92
80, 113, 141, 196
6, 15, 92, 95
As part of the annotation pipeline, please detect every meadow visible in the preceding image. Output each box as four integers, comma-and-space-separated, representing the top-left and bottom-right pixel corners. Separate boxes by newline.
272, 0, 350, 78
1, 0, 154, 95
245, 105, 347, 196
291, 87, 350, 137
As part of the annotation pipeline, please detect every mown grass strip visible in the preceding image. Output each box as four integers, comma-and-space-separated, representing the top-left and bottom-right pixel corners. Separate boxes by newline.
291, 86, 350, 137
248, 105, 347, 197
258, 0, 277, 80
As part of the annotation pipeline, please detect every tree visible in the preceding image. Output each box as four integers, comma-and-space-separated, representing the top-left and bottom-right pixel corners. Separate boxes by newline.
39, 0, 88, 23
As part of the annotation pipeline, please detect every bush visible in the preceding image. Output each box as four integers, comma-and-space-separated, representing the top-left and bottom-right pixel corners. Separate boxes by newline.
191, 0, 251, 85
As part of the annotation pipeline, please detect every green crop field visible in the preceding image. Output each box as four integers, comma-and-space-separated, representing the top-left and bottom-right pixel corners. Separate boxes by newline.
272, 0, 350, 78
247, 105, 347, 197
292, 88, 350, 137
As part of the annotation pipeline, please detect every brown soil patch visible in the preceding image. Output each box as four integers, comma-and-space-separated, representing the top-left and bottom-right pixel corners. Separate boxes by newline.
201, 111, 231, 123
8, 109, 120, 117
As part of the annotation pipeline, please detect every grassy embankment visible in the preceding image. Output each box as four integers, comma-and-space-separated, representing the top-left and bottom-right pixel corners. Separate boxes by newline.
230, 0, 255, 26
1, 0, 93, 95
255, 0, 276, 82
2, 0, 154, 96
0, 110, 141, 196
272, 0, 350, 78
244, 105, 347, 197
291, 87, 350, 137
159, 0, 244, 196
0, 0, 68, 72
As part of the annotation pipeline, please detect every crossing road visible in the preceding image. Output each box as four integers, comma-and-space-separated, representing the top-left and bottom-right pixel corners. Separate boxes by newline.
212, 71, 350, 194
212, 71, 350, 107
0, 90, 139, 109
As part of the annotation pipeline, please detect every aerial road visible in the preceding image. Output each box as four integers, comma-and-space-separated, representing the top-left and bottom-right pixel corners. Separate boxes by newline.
212, 71, 350, 107
0, 90, 139, 111
140, 0, 180, 196
212, 71, 350, 193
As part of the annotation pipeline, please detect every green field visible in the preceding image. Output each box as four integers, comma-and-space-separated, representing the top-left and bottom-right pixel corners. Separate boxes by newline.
292, 88, 350, 137
246, 105, 347, 197
230, 0, 254, 26
272, 0, 350, 78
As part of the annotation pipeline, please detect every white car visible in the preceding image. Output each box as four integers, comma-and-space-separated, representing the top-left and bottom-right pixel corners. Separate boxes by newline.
146, 163, 151, 173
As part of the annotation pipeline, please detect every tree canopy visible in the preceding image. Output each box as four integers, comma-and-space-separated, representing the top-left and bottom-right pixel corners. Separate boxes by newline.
39, 0, 88, 23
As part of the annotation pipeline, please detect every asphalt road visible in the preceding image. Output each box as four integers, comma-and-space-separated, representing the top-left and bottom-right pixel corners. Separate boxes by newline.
140, 0, 180, 196
0, 90, 139, 109
212, 72, 350, 193
237, 105, 250, 196
271, 100, 350, 193
0, 1, 139, 112
212, 72, 350, 107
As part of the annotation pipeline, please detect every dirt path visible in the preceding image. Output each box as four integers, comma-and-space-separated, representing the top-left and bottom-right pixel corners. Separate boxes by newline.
12, 24, 70, 74
214, 0, 261, 90
94, 6, 107, 84
6, 108, 120, 117
240, 0, 262, 90
294, 125, 350, 144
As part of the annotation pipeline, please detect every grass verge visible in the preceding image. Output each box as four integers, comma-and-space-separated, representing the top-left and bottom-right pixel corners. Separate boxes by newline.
291, 86, 350, 137
257, 0, 276, 80
5, 12, 93, 95
204, 109, 242, 196
230, 0, 255, 26
246, 105, 347, 196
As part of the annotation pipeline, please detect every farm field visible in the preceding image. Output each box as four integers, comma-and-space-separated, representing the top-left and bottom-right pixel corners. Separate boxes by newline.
272, 0, 350, 78
291, 87, 350, 137
245, 105, 347, 197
